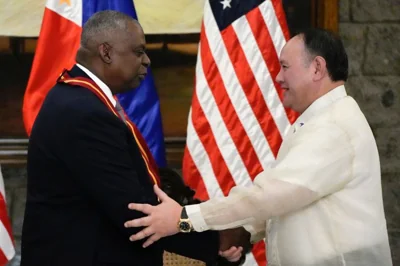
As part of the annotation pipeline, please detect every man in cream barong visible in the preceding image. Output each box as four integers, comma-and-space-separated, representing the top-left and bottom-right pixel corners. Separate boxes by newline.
124, 28, 393, 265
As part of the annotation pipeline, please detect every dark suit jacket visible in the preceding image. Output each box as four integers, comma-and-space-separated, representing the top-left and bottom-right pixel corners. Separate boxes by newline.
20, 66, 219, 266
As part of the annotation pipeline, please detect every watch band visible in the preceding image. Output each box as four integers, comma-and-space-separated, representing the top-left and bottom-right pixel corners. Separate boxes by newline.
181, 207, 188, 219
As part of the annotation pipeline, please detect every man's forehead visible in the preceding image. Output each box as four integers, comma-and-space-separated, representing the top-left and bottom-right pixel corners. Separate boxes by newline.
121, 22, 145, 45
126, 20, 143, 33
278, 44, 290, 63
280, 37, 303, 57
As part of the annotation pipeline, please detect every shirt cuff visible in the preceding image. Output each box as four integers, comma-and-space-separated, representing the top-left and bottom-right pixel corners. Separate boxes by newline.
243, 224, 262, 243
242, 224, 255, 236
185, 204, 209, 232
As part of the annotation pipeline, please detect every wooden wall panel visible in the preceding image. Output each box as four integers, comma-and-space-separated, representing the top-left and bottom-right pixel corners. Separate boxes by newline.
153, 63, 195, 138
0, 54, 32, 137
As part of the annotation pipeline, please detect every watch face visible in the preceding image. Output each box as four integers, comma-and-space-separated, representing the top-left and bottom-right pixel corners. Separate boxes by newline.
179, 221, 191, 232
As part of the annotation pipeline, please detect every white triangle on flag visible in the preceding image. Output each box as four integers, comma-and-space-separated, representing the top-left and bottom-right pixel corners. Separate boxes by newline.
46, 0, 82, 27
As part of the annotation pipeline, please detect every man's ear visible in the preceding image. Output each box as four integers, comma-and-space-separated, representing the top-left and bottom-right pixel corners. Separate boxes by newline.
312, 56, 327, 81
98, 43, 112, 64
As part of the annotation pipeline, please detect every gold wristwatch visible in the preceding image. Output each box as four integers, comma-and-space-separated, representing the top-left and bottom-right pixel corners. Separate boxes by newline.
177, 207, 193, 233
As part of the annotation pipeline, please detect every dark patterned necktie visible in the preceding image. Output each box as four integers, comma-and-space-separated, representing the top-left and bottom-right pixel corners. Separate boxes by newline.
115, 101, 126, 123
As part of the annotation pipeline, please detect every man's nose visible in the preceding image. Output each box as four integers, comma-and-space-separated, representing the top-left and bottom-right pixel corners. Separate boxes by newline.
143, 53, 151, 68
275, 69, 283, 84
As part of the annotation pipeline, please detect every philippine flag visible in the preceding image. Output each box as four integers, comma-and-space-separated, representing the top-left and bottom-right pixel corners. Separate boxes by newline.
22, 0, 167, 167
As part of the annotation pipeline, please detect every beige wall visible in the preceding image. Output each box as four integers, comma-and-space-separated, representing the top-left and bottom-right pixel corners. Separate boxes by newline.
0, 0, 205, 36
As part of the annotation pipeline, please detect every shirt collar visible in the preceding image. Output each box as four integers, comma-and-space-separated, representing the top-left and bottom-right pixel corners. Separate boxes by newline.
76, 63, 117, 107
295, 85, 347, 128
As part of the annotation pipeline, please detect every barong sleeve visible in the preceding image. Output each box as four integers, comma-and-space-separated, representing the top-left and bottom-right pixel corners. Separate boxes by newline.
185, 122, 354, 232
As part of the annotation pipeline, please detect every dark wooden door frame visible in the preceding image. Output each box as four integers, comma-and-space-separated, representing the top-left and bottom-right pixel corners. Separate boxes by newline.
312, 0, 339, 33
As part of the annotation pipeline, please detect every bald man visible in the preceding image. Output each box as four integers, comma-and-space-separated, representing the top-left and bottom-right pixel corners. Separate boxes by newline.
20, 10, 247, 266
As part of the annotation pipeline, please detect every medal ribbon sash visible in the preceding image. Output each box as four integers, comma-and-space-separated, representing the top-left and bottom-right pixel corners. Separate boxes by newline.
58, 70, 160, 186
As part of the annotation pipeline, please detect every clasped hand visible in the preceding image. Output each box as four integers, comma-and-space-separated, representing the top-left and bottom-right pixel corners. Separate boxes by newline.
124, 185, 249, 262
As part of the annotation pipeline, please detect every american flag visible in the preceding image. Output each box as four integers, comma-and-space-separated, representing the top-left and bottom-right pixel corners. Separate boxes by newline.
0, 166, 15, 265
182, 0, 298, 265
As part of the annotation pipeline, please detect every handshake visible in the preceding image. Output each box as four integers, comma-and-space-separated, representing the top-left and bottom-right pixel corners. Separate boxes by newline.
159, 168, 252, 266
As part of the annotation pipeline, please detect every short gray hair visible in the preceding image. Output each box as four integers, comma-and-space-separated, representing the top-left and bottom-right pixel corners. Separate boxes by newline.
80, 10, 137, 47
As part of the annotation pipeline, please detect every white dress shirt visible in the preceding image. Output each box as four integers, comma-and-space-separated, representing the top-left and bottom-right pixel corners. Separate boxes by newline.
76, 63, 116, 107
186, 85, 393, 266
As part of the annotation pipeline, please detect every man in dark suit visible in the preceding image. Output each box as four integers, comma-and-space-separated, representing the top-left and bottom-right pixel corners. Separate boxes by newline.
20, 10, 248, 266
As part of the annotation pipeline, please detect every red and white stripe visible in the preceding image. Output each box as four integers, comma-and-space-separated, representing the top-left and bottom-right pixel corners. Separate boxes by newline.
182, 0, 298, 265
0, 166, 15, 265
